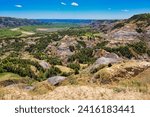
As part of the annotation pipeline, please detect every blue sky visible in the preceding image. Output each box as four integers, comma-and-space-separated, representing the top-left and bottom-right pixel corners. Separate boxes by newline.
0, 0, 150, 19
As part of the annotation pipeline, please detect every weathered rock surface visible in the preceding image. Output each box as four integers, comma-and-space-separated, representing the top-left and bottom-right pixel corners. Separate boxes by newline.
47, 76, 67, 86
93, 60, 150, 84
39, 61, 50, 69
90, 52, 122, 73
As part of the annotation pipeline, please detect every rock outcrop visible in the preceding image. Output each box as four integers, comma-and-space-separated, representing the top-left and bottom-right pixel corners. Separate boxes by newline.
92, 60, 150, 84
47, 76, 67, 86
90, 51, 122, 73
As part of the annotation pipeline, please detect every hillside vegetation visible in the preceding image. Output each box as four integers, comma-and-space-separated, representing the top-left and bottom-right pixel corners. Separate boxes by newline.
0, 13, 150, 100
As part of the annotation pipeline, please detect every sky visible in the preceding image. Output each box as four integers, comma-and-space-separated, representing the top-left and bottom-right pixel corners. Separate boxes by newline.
0, 0, 150, 19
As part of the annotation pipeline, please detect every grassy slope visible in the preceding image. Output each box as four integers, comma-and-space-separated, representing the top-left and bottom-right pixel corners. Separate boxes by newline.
19, 24, 78, 32
117, 68, 150, 93
0, 72, 22, 82
0, 29, 22, 38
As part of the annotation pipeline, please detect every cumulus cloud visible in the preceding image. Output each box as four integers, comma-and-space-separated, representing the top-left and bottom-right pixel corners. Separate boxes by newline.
71, 2, 79, 7
61, 2, 67, 6
15, 5, 22, 8
121, 9, 129, 12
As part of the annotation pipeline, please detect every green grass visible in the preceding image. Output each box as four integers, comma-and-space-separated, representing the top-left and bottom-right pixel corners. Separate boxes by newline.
0, 72, 22, 81
20, 24, 78, 32
0, 29, 22, 38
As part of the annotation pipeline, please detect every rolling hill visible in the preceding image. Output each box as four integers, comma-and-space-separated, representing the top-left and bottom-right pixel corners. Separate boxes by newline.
0, 17, 45, 28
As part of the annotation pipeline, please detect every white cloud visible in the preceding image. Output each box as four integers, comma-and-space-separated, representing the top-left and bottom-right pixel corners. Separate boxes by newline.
71, 2, 79, 7
121, 9, 129, 12
15, 5, 22, 8
61, 2, 66, 6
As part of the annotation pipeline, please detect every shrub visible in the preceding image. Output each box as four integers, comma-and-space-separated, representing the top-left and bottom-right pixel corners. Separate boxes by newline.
74, 69, 79, 74
77, 40, 86, 48
136, 28, 143, 33
33, 52, 48, 60
68, 48, 95, 64
130, 41, 147, 54
104, 41, 149, 59
69, 45, 75, 52
104, 46, 133, 59
61, 72, 71, 77
95, 41, 109, 49
0, 67, 5, 73
112, 23, 125, 30
118, 46, 133, 59
0, 58, 44, 80
47, 57, 62, 65
67, 63, 80, 70
43, 66, 61, 78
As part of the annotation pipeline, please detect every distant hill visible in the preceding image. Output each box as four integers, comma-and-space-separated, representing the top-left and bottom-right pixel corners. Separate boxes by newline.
90, 13, 150, 33
128, 13, 150, 22
0, 17, 45, 28
90, 20, 119, 33
106, 13, 150, 48
112, 13, 150, 30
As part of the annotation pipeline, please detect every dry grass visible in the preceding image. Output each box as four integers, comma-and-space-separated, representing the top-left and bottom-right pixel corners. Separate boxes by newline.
0, 62, 150, 100
118, 68, 150, 94
30, 81, 54, 95
55, 65, 74, 74
93, 60, 150, 84
0, 85, 150, 100
0, 86, 33, 100
38, 85, 150, 100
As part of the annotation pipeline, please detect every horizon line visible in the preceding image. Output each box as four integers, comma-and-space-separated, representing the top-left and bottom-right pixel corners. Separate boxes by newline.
0, 16, 124, 20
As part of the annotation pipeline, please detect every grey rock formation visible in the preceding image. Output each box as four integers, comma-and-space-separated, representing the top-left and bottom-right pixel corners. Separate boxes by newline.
47, 76, 67, 86
39, 61, 50, 69
90, 52, 121, 73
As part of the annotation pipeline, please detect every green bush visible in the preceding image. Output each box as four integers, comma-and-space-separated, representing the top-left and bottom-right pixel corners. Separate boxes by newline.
0, 67, 6, 73
95, 41, 109, 49
77, 40, 86, 48
130, 41, 147, 54
47, 57, 62, 65
68, 48, 95, 64
33, 52, 48, 60
118, 46, 133, 59
104, 46, 133, 59
136, 28, 143, 33
0, 58, 44, 80
43, 66, 61, 78
112, 23, 125, 30
67, 63, 80, 70
104, 41, 149, 58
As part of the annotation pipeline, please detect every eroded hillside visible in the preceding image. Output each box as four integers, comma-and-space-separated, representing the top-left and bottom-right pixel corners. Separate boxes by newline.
0, 14, 150, 100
